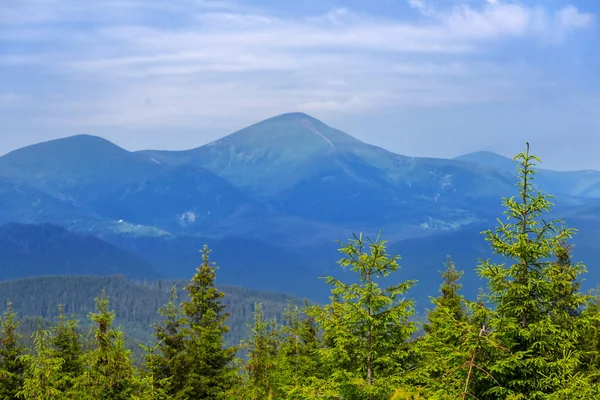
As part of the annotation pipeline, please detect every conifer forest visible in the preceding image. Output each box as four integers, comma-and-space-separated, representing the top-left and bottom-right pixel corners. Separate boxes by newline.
2, 145, 600, 400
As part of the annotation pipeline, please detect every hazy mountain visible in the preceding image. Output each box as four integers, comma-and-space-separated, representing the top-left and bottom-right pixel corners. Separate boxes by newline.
0, 113, 598, 305
0, 223, 158, 280
455, 151, 600, 200
0, 134, 268, 235
143, 112, 515, 230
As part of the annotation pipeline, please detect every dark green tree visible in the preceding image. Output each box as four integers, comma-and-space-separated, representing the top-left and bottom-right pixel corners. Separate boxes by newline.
149, 286, 186, 396
50, 305, 83, 393
134, 342, 172, 400
238, 302, 279, 399
0, 302, 28, 400
476, 143, 598, 399
177, 245, 236, 399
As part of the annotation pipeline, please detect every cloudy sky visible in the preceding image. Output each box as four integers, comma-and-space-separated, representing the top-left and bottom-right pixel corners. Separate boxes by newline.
1, 0, 599, 169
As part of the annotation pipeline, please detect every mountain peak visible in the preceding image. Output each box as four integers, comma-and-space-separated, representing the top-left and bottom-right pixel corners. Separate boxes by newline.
0, 134, 141, 179
208, 111, 361, 151
454, 150, 516, 173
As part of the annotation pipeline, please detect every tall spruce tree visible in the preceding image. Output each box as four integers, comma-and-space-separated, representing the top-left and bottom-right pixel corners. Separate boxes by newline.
0, 302, 28, 400
476, 143, 598, 399
306, 232, 417, 400
177, 245, 236, 400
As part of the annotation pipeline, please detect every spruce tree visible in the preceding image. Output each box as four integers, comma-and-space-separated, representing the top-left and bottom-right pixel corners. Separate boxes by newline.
134, 342, 172, 400
50, 305, 83, 393
177, 245, 236, 400
0, 302, 28, 400
150, 286, 186, 396
74, 291, 135, 400
273, 301, 324, 398
476, 143, 597, 399
239, 302, 279, 399
422, 255, 467, 336
18, 323, 63, 400
306, 232, 417, 400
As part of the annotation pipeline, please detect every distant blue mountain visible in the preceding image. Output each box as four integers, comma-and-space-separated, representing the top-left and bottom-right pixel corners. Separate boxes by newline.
0, 113, 598, 304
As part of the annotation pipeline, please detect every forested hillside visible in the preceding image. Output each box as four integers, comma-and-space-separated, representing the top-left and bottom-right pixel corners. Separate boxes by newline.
1, 144, 599, 399
0, 275, 302, 354
0, 224, 158, 280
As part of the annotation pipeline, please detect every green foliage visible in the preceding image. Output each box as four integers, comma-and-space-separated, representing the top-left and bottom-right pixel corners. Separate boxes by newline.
18, 323, 63, 400
305, 232, 417, 400
73, 292, 136, 400
0, 302, 28, 400
476, 143, 597, 399
175, 245, 237, 399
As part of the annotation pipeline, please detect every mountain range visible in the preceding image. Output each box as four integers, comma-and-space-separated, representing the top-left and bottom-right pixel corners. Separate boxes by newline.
1, 112, 599, 306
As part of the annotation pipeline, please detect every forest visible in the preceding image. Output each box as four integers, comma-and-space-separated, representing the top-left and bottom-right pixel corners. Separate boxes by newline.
1, 144, 599, 399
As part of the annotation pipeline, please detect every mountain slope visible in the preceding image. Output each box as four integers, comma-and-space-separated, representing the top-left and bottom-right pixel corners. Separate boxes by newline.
143, 112, 515, 229
0, 223, 158, 280
0, 135, 268, 235
455, 151, 600, 199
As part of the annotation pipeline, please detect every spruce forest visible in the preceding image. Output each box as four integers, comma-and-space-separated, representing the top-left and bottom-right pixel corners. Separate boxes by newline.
2, 144, 599, 400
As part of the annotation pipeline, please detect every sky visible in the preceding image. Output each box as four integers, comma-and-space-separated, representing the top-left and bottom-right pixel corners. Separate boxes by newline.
1, 0, 599, 170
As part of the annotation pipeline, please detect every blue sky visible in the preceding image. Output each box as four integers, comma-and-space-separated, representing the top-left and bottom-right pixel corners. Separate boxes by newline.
1, 0, 599, 170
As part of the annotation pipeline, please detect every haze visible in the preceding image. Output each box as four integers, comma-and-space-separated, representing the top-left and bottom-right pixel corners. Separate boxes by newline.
1, 0, 599, 170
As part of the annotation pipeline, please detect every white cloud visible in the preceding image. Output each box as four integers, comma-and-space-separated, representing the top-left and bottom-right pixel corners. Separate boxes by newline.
0, 0, 596, 128
556, 5, 595, 30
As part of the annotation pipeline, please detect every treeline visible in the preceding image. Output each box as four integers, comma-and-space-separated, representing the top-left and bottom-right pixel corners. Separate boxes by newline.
2, 144, 600, 399
0, 275, 302, 357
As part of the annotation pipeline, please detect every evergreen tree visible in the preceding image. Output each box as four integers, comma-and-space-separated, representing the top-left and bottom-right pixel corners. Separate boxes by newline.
18, 323, 63, 400
273, 300, 324, 398
306, 232, 417, 400
177, 245, 236, 399
50, 305, 83, 393
408, 258, 500, 399
150, 286, 186, 396
74, 292, 135, 400
422, 255, 467, 335
134, 342, 172, 400
0, 302, 28, 400
238, 302, 279, 399
476, 143, 598, 399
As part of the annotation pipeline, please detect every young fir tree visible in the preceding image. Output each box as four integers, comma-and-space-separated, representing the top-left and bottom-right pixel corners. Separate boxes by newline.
0, 302, 28, 400
177, 245, 236, 400
422, 256, 467, 335
150, 286, 186, 396
306, 232, 417, 400
273, 300, 324, 398
134, 342, 172, 400
18, 323, 64, 400
74, 291, 135, 400
50, 305, 83, 393
238, 302, 280, 399
475, 143, 598, 399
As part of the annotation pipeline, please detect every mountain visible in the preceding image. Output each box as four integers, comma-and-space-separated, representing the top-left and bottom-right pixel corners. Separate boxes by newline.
0, 223, 157, 280
455, 151, 600, 200
1, 113, 599, 305
143, 112, 515, 231
0, 134, 268, 235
